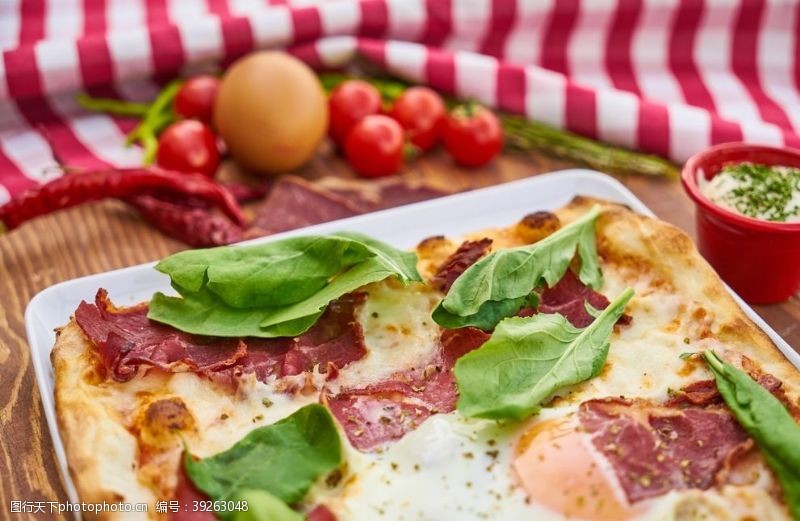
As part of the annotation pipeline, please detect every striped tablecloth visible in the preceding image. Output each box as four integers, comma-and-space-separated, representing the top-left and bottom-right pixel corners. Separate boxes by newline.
1, 0, 799, 203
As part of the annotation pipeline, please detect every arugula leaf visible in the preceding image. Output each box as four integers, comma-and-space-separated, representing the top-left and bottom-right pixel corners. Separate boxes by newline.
259, 257, 412, 328
434, 206, 603, 329
148, 286, 325, 338
231, 490, 303, 521
155, 235, 381, 308
432, 297, 528, 330
185, 404, 341, 520
333, 231, 421, 282
148, 233, 421, 337
455, 288, 633, 420
433, 293, 544, 330
703, 351, 800, 519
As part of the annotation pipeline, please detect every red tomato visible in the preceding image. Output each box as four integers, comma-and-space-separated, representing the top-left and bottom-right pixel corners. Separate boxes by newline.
389, 87, 445, 151
442, 105, 503, 167
328, 80, 382, 147
174, 75, 220, 123
344, 115, 404, 178
156, 120, 220, 178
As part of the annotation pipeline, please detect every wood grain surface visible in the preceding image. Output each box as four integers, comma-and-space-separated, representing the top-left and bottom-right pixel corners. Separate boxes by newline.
1, 148, 798, 519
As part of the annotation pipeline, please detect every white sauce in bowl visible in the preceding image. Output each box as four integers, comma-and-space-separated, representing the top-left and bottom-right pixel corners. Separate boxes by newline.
698, 163, 800, 223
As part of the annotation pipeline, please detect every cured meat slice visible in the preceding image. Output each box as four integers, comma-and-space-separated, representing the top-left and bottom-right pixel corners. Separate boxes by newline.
75, 290, 367, 387
318, 175, 453, 210
307, 505, 337, 521
247, 176, 364, 236
515, 270, 631, 328
578, 398, 750, 502
247, 175, 454, 238
665, 379, 723, 407
431, 238, 493, 292
74, 290, 246, 382
538, 270, 621, 328
666, 363, 799, 419
326, 327, 490, 451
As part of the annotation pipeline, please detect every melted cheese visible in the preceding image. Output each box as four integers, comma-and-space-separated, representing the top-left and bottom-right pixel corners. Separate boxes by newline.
563, 265, 710, 403
330, 280, 442, 392
166, 373, 316, 458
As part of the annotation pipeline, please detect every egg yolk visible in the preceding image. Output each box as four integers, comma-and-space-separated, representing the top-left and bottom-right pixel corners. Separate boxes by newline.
512, 415, 644, 520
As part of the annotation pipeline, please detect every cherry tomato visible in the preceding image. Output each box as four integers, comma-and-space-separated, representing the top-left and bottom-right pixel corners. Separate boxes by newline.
389, 87, 445, 151
344, 115, 404, 178
156, 120, 220, 178
328, 80, 382, 148
442, 104, 503, 167
174, 75, 220, 123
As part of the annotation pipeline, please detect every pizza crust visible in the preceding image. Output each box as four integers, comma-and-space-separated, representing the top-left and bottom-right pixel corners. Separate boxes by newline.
52, 321, 157, 520
562, 196, 799, 399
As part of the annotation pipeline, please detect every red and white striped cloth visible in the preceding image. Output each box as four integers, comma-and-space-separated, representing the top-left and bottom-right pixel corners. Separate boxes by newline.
1, 0, 800, 204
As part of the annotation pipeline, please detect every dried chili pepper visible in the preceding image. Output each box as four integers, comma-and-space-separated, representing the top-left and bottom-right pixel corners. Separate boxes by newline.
128, 194, 243, 247
0, 167, 245, 233
137, 182, 267, 209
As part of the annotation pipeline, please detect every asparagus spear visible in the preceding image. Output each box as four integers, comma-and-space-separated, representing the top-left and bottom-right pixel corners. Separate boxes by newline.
500, 115, 678, 179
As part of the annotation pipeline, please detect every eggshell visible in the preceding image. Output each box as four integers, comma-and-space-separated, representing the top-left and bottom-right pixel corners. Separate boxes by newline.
213, 51, 328, 174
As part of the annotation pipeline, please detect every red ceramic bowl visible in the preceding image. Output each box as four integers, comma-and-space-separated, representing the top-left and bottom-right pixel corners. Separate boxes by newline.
681, 143, 800, 304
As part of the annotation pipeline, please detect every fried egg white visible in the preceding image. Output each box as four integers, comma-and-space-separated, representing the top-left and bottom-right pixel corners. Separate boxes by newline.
316, 411, 537, 520
314, 406, 789, 521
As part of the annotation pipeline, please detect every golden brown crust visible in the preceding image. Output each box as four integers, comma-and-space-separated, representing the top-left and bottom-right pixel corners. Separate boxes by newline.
416, 235, 457, 281
514, 211, 560, 244
562, 196, 799, 400
52, 321, 158, 520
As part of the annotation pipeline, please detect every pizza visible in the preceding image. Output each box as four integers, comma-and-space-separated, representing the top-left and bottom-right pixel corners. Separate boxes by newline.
51, 196, 800, 520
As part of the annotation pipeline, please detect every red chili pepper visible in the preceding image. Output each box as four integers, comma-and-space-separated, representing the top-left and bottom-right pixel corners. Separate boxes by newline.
0, 167, 246, 232
128, 194, 243, 247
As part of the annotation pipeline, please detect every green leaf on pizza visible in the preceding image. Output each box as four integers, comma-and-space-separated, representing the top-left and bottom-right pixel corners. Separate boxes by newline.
455, 288, 634, 420
184, 404, 342, 520
230, 490, 304, 521
432, 297, 529, 330
703, 351, 800, 519
258, 255, 416, 328
155, 235, 378, 307
433, 206, 603, 330
148, 232, 421, 337
148, 286, 325, 338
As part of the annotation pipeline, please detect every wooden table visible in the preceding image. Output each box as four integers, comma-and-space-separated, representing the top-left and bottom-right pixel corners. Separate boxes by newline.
1, 148, 798, 518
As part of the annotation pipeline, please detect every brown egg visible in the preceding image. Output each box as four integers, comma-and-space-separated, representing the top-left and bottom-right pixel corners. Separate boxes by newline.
213, 51, 328, 174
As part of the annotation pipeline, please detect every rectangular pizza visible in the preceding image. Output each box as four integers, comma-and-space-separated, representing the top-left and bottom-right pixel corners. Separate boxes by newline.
51, 196, 800, 520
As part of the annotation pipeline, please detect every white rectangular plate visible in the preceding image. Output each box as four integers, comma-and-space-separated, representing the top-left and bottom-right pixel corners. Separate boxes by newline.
25, 169, 799, 510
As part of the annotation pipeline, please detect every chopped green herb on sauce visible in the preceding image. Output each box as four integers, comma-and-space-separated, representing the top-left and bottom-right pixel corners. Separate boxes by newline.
700, 163, 800, 222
